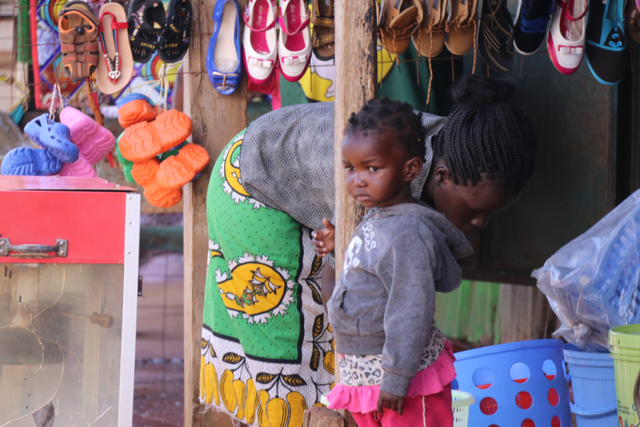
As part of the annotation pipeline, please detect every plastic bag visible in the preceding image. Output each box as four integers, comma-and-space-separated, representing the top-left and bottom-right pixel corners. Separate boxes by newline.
533, 189, 640, 352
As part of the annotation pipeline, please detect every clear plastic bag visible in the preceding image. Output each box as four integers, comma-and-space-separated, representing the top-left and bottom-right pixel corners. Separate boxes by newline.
533, 190, 640, 352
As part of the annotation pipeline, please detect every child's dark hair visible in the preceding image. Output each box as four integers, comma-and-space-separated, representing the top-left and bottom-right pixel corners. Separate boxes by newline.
434, 76, 536, 191
345, 95, 427, 161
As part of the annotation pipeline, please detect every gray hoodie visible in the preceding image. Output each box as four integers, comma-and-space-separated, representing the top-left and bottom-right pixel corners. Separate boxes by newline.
328, 202, 473, 397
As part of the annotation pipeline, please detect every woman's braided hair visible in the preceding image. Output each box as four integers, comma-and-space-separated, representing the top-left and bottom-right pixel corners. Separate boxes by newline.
434, 76, 536, 191
345, 95, 427, 161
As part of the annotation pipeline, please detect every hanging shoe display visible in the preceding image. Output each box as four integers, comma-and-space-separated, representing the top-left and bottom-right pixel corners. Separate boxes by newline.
445, 0, 477, 56
206, 0, 243, 95
97, 2, 134, 94
278, 0, 312, 82
585, 0, 629, 84
59, 1, 100, 80
242, 0, 278, 88
379, 0, 423, 57
478, 0, 514, 72
547, 0, 587, 74
513, 0, 554, 54
311, 0, 335, 60
159, 0, 192, 63
127, 0, 166, 63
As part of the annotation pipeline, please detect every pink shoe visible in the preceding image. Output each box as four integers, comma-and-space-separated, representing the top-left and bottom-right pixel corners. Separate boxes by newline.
59, 153, 98, 177
60, 107, 116, 165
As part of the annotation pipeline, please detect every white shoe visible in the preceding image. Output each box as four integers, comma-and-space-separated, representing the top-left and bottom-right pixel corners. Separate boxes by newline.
278, 0, 312, 82
242, 0, 278, 84
547, 0, 588, 74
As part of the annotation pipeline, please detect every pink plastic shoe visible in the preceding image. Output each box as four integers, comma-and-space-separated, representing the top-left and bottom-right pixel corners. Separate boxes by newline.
59, 153, 98, 178
60, 107, 116, 165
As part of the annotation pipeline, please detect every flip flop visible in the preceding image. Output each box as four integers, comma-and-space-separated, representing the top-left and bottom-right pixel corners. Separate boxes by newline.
60, 107, 116, 165
311, 0, 335, 60
478, 0, 514, 72
132, 158, 183, 208
158, 0, 192, 63
208, 0, 243, 94
59, 153, 98, 178
156, 142, 210, 189
1, 147, 62, 176
24, 114, 79, 163
119, 109, 192, 162
128, 0, 166, 63
59, 1, 100, 79
97, 2, 134, 94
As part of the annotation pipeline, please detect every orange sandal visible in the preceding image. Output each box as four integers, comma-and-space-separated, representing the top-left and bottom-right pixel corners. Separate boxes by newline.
119, 109, 192, 162
156, 143, 210, 190
118, 98, 160, 128
59, 1, 100, 79
132, 158, 183, 208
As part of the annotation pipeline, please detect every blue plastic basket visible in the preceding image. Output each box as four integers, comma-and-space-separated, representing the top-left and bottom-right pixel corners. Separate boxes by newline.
454, 339, 571, 427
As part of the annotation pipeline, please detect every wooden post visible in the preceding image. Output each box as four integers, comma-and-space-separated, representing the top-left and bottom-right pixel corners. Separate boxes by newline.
184, 0, 247, 426
333, 0, 378, 276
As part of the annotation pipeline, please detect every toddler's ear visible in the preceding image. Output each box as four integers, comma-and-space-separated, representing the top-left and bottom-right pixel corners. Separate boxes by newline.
404, 157, 423, 181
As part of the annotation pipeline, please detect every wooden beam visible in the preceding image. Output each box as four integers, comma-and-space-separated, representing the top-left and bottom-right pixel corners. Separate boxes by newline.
184, 0, 248, 426
333, 0, 378, 276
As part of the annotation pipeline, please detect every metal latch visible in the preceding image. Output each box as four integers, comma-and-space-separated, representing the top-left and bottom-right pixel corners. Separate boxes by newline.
0, 239, 68, 258
138, 276, 144, 297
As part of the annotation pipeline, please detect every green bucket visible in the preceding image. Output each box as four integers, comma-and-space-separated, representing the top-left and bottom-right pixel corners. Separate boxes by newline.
609, 324, 640, 426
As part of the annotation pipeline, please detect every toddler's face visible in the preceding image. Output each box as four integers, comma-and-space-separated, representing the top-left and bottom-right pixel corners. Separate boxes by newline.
342, 131, 419, 208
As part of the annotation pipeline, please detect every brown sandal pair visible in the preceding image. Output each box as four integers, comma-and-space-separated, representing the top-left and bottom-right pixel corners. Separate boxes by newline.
59, 1, 100, 79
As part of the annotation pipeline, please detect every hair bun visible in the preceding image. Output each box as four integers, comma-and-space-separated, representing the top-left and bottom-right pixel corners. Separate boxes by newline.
451, 76, 515, 106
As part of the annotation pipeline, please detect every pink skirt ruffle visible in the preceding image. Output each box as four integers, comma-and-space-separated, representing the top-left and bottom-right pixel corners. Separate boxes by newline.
326, 340, 456, 414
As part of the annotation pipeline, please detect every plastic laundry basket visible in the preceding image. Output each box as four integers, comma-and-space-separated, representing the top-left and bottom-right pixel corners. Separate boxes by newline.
454, 339, 571, 427
609, 324, 640, 427
452, 390, 474, 427
563, 344, 617, 427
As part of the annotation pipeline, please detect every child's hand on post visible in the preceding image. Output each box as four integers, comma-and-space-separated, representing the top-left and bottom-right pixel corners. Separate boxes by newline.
377, 391, 404, 416
311, 218, 335, 257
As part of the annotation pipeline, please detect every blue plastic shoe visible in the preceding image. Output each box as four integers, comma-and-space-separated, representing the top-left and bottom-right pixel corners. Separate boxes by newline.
1, 147, 63, 176
206, 0, 243, 95
24, 114, 79, 163
116, 93, 155, 109
585, 0, 629, 84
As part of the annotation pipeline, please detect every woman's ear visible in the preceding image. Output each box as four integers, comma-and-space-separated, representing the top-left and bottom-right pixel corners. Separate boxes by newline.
434, 163, 451, 186
404, 157, 423, 181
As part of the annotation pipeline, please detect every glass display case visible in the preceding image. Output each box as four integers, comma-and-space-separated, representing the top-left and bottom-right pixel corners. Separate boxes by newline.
0, 176, 140, 427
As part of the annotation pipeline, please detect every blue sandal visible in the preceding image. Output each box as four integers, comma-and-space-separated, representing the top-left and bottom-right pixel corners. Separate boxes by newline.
1, 147, 63, 176
24, 114, 79, 163
206, 0, 242, 95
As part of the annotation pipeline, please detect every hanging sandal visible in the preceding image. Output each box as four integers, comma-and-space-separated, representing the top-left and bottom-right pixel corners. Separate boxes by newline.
97, 2, 134, 94
478, 0, 514, 72
59, 1, 100, 79
311, 0, 335, 60
132, 158, 183, 208
117, 93, 160, 128
159, 0, 192, 63
626, 0, 640, 44
1, 147, 62, 176
127, 0, 166, 63
60, 107, 116, 165
242, 0, 278, 86
156, 143, 210, 190
59, 153, 98, 178
446, 0, 478, 56
547, 0, 588, 74
413, 0, 447, 57
24, 114, 79, 163
379, 0, 423, 57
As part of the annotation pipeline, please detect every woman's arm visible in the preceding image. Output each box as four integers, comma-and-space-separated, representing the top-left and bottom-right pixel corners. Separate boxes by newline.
321, 263, 335, 315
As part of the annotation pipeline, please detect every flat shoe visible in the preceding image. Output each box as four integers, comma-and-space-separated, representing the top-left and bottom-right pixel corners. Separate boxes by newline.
379, 0, 423, 56
585, 0, 629, 84
413, 0, 446, 57
242, 0, 277, 86
208, 0, 243, 94
156, 143, 210, 189
1, 147, 62, 176
60, 107, 116, 164
513, 0, 555, 54
547, 0, 588, 74
278, 0, 312, 82
24, 114, 79, 163
446, 0, 477, 55
478, 0, 514, 72
119, 109, 192, 162
132, 158, 183, 208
